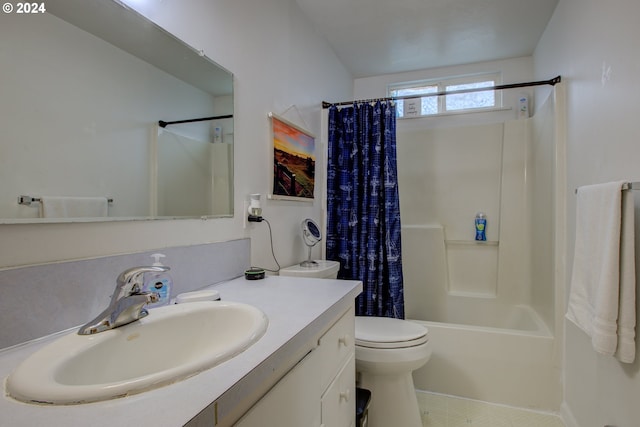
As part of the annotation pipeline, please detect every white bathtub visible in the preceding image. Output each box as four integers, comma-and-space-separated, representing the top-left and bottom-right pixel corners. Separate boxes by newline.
410, 304, 560, 411
416, 302, 552, 335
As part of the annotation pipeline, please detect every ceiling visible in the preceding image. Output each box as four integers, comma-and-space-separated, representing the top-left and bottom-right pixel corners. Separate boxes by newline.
295, 0, 559, 78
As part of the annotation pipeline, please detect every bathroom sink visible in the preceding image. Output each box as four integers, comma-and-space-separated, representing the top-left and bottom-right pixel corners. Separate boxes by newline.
6, 301, 268, 405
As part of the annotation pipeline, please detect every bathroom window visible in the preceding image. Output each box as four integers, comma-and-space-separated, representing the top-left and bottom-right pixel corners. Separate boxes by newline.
389, 73, 501, 118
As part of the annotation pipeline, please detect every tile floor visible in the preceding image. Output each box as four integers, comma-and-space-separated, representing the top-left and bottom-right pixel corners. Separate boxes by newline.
417, 391, 565, 427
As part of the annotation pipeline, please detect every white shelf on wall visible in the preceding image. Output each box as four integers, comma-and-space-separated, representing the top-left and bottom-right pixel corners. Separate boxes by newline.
445, 239, 499, 297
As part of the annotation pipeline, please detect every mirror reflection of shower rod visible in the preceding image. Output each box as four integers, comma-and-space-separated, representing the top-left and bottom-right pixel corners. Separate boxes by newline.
158, 114, 233, 128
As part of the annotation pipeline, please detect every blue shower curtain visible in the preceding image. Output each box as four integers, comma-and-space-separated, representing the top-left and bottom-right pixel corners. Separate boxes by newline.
326, 101, 404, 319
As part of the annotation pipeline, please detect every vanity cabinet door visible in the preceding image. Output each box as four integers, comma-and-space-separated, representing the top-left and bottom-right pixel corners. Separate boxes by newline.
317, 307, 356, 427
234, 305, 355, 427
234, 349, 321, 427
321, 354, 356, 427
316, 307, 355, 392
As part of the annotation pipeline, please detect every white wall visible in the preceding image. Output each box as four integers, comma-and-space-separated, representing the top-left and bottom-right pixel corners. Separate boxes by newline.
0, 0, 352, 270
534, 1, 640, 426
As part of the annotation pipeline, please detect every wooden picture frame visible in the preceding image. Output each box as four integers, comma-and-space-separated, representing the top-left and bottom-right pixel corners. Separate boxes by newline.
269, 113, 316, 201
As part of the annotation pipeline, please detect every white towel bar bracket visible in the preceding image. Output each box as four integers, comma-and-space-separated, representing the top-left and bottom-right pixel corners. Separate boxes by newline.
574, 182, 639, 194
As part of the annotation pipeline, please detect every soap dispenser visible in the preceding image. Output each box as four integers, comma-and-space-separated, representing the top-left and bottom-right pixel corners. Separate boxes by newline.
143, 253, 173, 308
475, 212, 487, 241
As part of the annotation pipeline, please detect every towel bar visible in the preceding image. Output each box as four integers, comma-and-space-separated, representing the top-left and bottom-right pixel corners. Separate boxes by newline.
18, 195, 114, 206
574, 182, 639, 194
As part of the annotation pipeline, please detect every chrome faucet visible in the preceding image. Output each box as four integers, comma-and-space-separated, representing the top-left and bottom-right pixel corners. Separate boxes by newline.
78, 265, 170, 335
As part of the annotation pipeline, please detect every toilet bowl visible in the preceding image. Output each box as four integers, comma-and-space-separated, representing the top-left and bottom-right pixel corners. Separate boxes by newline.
279, 260, 431, 427
355, 316, 431, 427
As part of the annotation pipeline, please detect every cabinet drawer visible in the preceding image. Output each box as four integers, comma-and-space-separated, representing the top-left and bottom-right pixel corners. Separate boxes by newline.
317, 307, 355, 391
321, 354, 356, 427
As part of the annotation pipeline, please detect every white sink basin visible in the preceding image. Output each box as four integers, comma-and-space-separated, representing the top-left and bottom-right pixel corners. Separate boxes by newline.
6, 301, 268, 405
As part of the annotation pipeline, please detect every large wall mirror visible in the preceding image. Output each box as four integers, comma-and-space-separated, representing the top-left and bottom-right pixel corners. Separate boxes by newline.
0, 0, 234, 223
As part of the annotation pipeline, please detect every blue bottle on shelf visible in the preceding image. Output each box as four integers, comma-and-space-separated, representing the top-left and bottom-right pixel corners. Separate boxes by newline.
475, 212, 487, 241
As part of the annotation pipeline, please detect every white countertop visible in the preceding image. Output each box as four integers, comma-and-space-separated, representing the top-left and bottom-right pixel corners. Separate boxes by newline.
0, 276, 362, 427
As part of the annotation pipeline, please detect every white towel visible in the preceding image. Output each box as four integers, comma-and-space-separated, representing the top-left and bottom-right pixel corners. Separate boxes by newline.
40, 196, 109, 218
566, 181, 636, 363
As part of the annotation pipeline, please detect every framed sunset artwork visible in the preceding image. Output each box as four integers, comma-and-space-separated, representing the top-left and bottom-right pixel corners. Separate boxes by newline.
269, 113, 316, 201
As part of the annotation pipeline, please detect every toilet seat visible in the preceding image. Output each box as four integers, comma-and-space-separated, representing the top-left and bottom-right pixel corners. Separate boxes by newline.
355, 316, 429, 349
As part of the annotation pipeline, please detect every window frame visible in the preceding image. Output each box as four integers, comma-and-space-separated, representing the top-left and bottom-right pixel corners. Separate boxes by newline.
389, 72, 503, 118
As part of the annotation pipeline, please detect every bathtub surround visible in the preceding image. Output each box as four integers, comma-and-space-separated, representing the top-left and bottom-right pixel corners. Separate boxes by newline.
0, 240, 250, 349
398, 122, 504, 299
398, 98, 557, 324
347, 57, 564, 412
391, 86, 564, 410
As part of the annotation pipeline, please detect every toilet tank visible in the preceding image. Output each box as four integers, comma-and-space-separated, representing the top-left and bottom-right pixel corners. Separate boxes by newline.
279, 260, 340, 279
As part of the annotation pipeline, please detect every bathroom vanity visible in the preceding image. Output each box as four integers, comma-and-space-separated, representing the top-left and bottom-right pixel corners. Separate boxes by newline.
234, 307, 355, 427
0, 275, 361, 427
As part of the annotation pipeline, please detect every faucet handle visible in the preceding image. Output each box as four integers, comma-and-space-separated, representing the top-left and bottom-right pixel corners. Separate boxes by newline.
115, 266, 170, 295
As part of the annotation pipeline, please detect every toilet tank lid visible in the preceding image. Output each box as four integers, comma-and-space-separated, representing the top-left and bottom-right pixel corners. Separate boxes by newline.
355, 316, 428, 343
279, 260, 339, 278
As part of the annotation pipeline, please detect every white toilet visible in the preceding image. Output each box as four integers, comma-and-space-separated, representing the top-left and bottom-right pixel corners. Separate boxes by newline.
279, 260, 431, 427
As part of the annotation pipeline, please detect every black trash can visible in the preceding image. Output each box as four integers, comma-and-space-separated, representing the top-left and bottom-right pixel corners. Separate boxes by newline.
355, 388, 371, 427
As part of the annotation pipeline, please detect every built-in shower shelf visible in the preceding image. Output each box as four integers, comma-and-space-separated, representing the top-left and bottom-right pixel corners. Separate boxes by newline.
445, 240, 499, 296
445, 240, 499, 246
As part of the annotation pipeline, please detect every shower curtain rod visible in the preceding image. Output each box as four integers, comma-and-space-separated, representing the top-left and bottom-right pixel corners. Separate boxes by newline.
158, 114, 233, 128
322, 75, 561, 108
